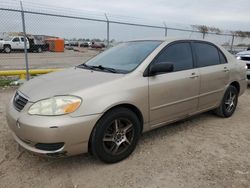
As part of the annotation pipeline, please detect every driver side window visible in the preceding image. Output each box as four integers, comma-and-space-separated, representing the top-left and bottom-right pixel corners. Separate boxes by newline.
154, 42, 194, 72
12, 37, 20, 42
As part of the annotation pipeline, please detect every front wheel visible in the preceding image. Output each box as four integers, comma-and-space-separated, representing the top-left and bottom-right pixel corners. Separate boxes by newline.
90, 107, 141, 163
214, 85, 238, 117
4, 46, 11, 53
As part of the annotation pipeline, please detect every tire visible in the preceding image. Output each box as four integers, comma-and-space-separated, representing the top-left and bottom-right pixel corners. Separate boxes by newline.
4, 45, 11, 53
214, 85, 238, 117
37, 47, 42, 53
90, 107, 141, 163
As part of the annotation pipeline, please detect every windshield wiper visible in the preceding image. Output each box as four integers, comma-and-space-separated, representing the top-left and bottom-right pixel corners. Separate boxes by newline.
77, 64, 119, 73
92, 65, 118, 73
76, 64, 95, 70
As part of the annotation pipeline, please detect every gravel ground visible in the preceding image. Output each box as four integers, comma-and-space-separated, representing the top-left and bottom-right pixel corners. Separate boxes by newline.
0, 49, 99, 70
0, 87, 250, 188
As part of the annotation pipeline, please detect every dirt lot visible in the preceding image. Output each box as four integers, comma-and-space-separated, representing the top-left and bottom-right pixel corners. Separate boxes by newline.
0, 49, 99, 70
0, 87, 250, 188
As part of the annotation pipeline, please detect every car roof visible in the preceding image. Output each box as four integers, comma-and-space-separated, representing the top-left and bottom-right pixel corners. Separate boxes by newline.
128, 37, 214, 43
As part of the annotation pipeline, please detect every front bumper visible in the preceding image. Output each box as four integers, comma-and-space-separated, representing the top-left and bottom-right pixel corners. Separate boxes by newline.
6, 99, 102, 157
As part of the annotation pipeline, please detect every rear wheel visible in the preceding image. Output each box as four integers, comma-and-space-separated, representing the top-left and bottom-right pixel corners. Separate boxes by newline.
214, 85, 238, 117
90, 107, 141, 163
4, 45, 11, 53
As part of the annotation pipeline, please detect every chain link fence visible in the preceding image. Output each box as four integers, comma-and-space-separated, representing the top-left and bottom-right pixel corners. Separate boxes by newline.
0, 0, 250, 79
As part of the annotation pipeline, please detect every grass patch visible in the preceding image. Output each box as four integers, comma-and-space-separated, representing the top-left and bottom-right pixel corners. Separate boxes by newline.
0, 79, 12, 87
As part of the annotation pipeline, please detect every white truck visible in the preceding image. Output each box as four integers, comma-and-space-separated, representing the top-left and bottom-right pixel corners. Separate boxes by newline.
236, 50, 250, 84
0, 36, 47, 53
0, 36, 29, 53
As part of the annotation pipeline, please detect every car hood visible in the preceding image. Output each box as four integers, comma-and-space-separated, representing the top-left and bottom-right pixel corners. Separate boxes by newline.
19, 68, 124, 102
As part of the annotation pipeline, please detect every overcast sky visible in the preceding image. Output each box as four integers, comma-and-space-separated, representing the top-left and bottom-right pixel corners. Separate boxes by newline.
1, 0, 250, 44
21, 0, 250, 31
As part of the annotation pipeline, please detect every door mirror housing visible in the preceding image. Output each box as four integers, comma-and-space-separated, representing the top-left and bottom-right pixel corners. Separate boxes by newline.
148, 62, 174, 76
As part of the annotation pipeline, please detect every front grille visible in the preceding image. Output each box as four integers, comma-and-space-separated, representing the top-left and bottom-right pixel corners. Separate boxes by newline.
241, 56, 250, 61
35, 142, 64, 151
247, 64, 250, 70
13, 92, 28, 111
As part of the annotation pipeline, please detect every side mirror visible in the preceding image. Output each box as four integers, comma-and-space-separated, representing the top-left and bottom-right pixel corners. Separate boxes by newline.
149, 62, 174, 76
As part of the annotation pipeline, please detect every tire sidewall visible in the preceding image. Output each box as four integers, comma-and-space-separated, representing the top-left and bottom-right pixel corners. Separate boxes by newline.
222, 86, 238, 117
91, 108, 141, 163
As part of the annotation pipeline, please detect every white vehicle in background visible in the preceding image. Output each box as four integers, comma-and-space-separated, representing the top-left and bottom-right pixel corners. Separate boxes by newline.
236, 50, 250, 84
0, 36, 30, 53
0, 36, 48, 53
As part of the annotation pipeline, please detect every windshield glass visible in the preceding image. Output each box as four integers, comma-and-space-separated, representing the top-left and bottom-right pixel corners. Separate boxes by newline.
85, 41, 162, 73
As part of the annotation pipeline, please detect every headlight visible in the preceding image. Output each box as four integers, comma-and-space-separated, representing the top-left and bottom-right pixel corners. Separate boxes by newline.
28, 96, 81, 116
236, 56, 241, 60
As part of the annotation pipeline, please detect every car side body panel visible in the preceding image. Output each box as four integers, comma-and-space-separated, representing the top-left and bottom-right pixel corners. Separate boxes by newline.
148, 68, 199, 127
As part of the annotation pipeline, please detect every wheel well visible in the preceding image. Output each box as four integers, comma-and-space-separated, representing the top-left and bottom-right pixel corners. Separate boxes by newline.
112, 104, 144, 132
88, 104, 144, 154
3, 44, 11, 48
230, 81, 240, 93
100, 104, 144, 133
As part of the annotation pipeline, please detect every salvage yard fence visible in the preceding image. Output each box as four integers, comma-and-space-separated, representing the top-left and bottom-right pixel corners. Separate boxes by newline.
0, 0, 249, 80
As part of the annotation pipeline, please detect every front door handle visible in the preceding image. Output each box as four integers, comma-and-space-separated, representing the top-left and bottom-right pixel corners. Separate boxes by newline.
189, 72, 199, 79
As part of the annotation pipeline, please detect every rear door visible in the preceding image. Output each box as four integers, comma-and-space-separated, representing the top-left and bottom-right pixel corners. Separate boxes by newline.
192, 42, 230, 111
148, 42, 200, 127
22, 37, 30, 49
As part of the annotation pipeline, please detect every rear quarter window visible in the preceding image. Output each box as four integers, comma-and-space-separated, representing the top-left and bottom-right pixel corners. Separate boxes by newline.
219, 51, 227, 64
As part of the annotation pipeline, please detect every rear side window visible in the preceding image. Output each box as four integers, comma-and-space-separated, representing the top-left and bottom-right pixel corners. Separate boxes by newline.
21, 37, 24, 42
194, 42, 220, 67
154, 42, 193, 72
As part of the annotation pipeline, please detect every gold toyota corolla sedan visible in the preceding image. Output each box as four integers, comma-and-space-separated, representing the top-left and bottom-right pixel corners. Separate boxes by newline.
6, 39, 247, 163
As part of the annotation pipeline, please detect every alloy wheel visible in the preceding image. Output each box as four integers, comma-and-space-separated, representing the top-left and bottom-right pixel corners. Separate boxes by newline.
102, 118, 134, 155
224, 91, 236, 113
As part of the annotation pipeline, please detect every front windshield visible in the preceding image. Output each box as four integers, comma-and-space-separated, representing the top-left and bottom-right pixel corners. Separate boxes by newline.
85, 41, 162, 73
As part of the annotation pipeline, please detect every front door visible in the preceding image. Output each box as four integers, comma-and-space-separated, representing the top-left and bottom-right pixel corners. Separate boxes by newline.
148, 42, 200, 127
11, 37, 20, 49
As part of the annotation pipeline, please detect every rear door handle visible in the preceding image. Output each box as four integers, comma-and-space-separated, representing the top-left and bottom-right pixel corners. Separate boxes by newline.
223, 67, 229, 72
189, 72, 199, 79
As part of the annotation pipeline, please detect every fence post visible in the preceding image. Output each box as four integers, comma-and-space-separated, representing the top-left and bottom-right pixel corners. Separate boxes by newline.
163, 22, 168, 37
104, 13, 110, 48
202, 32, 205, 39
230, 35, 235, 52
20, 1, 30, 80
